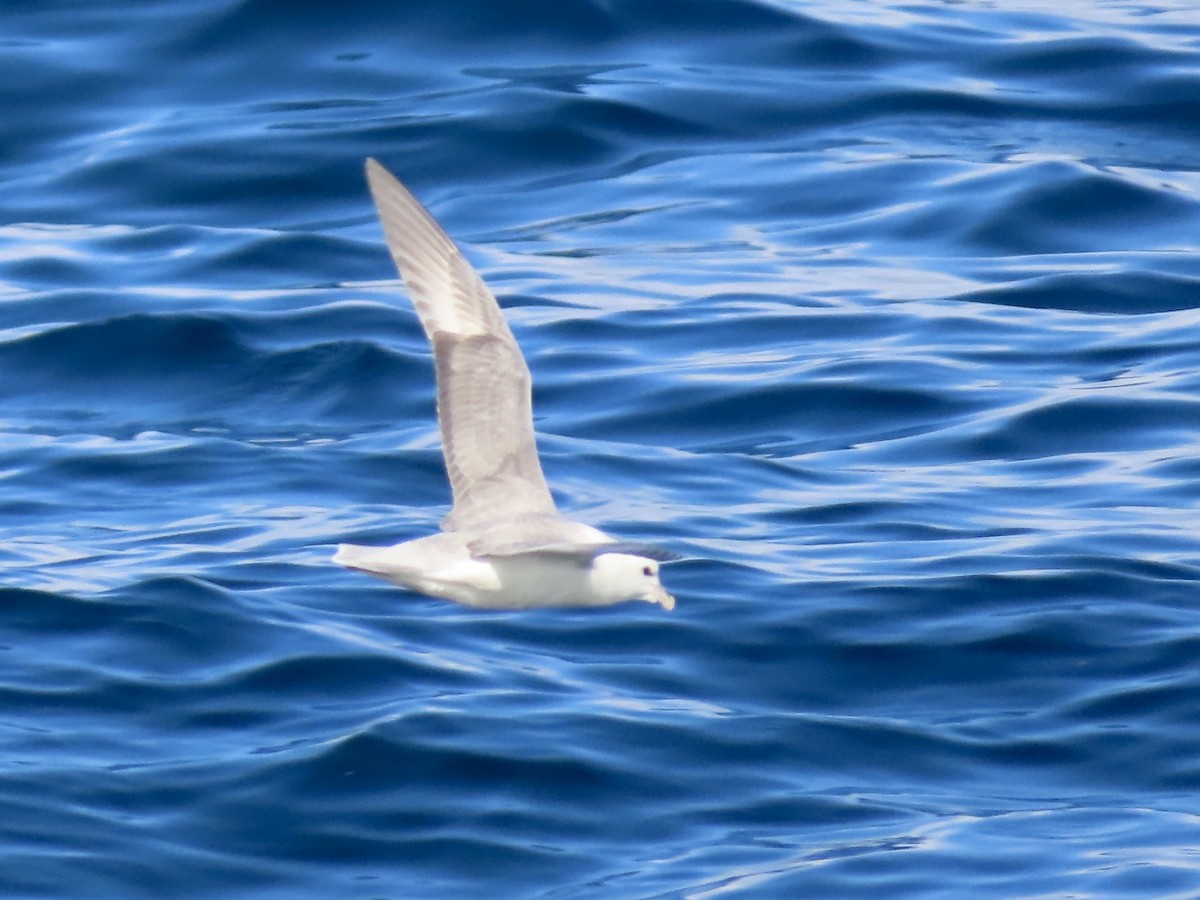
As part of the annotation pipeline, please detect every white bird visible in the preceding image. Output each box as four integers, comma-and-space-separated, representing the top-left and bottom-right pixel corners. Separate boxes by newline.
333, 159, 676, 611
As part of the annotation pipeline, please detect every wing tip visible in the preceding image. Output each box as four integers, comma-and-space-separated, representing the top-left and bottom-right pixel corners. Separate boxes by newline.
598, 542, 684, 562
364, 156, 397, 195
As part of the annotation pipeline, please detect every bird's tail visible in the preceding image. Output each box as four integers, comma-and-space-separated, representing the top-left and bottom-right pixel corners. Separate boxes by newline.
332, 543, 388, 574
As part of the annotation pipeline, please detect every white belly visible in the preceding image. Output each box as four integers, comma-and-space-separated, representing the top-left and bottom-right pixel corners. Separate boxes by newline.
334, 536, 604, 609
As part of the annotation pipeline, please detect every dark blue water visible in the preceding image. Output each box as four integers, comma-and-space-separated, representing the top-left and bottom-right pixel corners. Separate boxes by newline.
4, 1, 1200, 896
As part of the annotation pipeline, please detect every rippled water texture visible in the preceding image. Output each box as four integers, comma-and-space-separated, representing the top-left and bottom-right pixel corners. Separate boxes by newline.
4, 1, 1200, 896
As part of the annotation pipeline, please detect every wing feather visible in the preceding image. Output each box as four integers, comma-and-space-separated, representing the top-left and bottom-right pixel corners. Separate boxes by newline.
364, 159, 557, 530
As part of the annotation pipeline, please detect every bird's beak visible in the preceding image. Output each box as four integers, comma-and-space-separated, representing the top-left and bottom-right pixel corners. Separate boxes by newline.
647, 584, 675, 611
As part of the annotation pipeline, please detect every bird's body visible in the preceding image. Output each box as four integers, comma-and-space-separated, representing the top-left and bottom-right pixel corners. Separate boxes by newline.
333, 159, 675, 611
335, 529, 666, 610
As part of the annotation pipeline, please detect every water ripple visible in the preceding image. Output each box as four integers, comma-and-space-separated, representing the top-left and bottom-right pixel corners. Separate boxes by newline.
4, 0, 1200, 896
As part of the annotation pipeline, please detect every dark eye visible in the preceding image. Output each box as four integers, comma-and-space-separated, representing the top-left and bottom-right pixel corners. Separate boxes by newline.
642, 566, 653, 577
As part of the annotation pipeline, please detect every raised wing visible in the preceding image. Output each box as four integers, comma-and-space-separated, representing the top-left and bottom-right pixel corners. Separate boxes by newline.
364, 159, 558, 531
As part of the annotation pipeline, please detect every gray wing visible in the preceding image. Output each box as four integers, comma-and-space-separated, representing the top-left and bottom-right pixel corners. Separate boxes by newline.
462, 513, 611, 558
364, 159, 558, 531
471, 538, 682, 562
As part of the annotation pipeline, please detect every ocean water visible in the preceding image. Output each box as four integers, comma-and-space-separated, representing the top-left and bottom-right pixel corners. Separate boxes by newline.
4, 0, 1200, 896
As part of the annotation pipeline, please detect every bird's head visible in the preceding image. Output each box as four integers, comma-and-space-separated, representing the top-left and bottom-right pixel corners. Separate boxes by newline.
589, 552, 675, 610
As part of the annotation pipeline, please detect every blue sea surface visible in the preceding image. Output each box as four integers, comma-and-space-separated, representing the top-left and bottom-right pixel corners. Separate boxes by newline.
4, 0, 1200, 896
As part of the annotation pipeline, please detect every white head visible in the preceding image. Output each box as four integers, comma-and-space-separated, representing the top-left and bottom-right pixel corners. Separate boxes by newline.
589, 553, 675, 610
